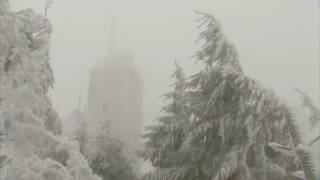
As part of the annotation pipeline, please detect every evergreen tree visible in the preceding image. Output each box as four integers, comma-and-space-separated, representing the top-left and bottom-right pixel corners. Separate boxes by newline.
0, 1, 100, 179
295, 89, 320, 179
141, 11, 315, 180
295, 89, 320, 132
139, 61, 190, 169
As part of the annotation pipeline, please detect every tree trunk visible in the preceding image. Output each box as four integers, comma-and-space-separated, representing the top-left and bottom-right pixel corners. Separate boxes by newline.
0, 0, 10, 15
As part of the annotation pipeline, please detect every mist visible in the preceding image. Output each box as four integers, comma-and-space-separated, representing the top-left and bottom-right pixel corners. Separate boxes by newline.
10, 0, 319, 121
3, 0, 320, 178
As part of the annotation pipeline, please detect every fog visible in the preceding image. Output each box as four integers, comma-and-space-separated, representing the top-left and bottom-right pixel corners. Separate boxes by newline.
2, 0, 319, 177
10, 0, 319, 129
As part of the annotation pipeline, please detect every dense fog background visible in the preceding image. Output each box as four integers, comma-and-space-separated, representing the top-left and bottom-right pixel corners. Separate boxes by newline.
10, 0, 319, 136
2, 0, 319, 177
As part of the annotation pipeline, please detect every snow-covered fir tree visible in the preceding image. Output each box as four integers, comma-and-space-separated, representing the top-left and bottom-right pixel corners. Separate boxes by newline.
0, 1, 100, 179
296, 89, 320, 146
139, 61, 190, 170
141, 11, 316, 180
295, 89, 320, 179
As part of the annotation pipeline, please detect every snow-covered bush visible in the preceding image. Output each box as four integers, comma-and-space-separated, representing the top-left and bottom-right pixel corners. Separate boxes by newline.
0, 2, 101, 180
73, 118, 138, 180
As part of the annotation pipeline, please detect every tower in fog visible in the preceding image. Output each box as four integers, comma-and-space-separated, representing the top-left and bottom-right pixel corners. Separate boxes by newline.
86, 18, 143, 171
86, 53, 143, 163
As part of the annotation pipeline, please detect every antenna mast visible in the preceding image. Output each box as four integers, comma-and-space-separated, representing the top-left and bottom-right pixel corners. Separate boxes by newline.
108, 15, 116, 58
0, 0, 10, 15
44, 0, 53, 18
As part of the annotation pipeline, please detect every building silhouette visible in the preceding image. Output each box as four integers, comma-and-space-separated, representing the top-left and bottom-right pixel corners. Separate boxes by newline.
86, 53, 143, 168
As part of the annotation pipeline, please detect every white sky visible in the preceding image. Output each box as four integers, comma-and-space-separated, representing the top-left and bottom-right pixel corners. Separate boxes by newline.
10, 0, 319, 128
